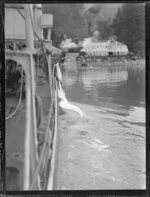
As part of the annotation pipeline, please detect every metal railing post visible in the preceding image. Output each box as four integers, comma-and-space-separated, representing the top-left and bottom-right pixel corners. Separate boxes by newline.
23, 4, 39, 190
24, 4, 34, 50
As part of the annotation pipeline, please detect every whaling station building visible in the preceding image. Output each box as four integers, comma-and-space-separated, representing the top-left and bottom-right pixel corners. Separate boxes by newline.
82, 39, 129, 57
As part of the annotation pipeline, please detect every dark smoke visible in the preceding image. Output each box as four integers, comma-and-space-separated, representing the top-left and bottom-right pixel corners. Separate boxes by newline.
83, 4, 122, 38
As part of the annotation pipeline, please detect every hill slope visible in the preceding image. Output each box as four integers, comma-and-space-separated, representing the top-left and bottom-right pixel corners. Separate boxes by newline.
42, 4, 88, 39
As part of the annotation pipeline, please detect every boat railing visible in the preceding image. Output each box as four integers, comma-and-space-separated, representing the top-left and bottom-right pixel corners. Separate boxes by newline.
29, 55, 58, 190
5, 4, 59, 190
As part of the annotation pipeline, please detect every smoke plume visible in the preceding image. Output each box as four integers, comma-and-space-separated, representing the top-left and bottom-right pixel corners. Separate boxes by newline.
83, 3, 122, 37
60, 38, 77, 49
83, 3, 122, 23
79, 30, 101, 48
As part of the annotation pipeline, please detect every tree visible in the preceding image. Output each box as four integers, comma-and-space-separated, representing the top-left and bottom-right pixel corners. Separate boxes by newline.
113, 3, 145, 56
133, 40, 145, 57
97, 21, 114, 40
42, 4, 88, 39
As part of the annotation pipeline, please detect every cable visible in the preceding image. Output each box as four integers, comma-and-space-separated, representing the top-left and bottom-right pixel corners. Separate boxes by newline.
5, 8, 40, 120
15, 7, 58, 189
5, 66, 24, 120
16, 6, 50, 58
16, 7, 25, 20
17, 5, 53, 83
6, 7, 56, 123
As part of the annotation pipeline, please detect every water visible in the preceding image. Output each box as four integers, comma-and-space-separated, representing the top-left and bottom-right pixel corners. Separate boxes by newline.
62, 56, 145, 121
60, 54, 145, 189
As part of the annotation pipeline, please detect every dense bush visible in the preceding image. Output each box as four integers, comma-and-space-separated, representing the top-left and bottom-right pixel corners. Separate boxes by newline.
113, 3, 145, 56
43, 3, 145, 57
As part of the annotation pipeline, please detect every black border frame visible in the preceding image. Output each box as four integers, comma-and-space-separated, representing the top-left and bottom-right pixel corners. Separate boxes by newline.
0, 2, 5, 195
0, 1, 149, 196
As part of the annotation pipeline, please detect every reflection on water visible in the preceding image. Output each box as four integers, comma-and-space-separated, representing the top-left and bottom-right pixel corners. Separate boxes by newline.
62, 62, 145, 119
61, 57, 145, 189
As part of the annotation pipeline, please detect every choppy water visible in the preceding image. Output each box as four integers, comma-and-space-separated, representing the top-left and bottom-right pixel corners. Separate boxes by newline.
60, 54, 146, 189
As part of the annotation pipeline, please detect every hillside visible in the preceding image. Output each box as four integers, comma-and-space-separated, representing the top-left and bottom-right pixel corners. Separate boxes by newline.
42, 4, 88, 39
42, 3, 145, 56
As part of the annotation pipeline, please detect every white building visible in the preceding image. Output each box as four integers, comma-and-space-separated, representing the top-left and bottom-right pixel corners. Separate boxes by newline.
81, 40, 128, 57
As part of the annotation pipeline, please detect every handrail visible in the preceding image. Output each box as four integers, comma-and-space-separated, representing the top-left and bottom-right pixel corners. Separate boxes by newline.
47, 77, 58, 190
6, 38, 58, 191
29, 54, 58, 190
6, 4, 59, 190
30, 95, 55, 189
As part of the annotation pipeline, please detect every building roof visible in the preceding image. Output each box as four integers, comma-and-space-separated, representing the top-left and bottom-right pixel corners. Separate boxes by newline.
82, 40, 128, 53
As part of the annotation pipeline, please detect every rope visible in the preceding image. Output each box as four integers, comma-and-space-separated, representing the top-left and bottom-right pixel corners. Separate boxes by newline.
5, 66, 24, 120
30, 58, 57, 189
16, 6, 58, 189
30, 73, 56, 189
16, 6, 51, 66
47, 77, 58, 190
16, 7, 25, 20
